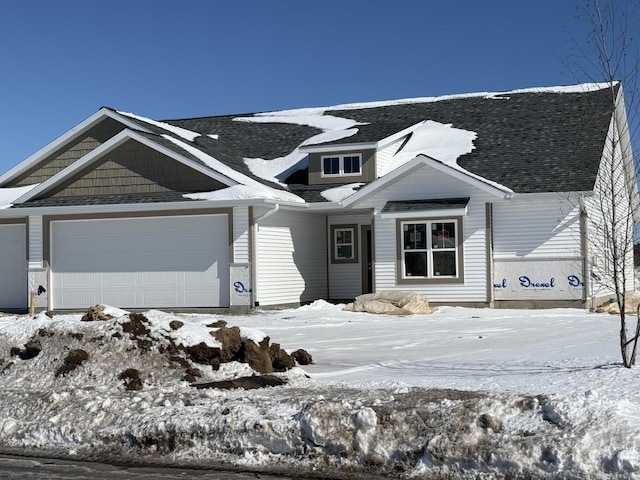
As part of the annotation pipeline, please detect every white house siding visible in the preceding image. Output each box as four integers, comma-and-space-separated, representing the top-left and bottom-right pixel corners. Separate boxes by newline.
28, 215, 44, 266
232, 206, 250, 264
492, 195, 582, 258
355, 165, 495, 303
376, 137, 405, 177
255, 209, 327, 306
327, 213, 371, 299
584, 115, 635, 300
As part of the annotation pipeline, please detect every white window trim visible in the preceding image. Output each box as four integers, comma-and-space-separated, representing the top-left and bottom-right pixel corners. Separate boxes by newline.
321, 154, 362, 178
400, 219, 460, 280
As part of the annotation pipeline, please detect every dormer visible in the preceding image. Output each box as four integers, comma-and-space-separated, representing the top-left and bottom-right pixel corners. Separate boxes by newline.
299, 121, 423, 186
302, 144, 377, 185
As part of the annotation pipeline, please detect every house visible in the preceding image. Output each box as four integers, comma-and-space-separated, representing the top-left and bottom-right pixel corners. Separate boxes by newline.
0, 82, 635, 312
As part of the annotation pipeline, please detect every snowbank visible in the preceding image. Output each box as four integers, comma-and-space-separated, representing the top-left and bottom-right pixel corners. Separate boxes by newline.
0, 305, 638, 479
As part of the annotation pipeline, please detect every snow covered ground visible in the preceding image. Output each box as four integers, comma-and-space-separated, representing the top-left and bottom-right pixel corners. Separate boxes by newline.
0, 303, 638, 479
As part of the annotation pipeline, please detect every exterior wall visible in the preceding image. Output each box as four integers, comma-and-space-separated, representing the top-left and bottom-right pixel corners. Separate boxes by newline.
327, 213, 372, 300
47, 140, 225, 197
10, 118, 125, 186
308, 149, 376, 185
492, 194, 584, 302
584, 115, 636, 302
376, 137, 405, 177
355, 165, 495, 303
493, 195, 582, 258
255, 209, 327, 306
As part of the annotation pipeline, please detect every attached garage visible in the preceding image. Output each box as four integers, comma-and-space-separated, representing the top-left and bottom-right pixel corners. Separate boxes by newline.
0, 224, 27, 310
50, 214, 230, 309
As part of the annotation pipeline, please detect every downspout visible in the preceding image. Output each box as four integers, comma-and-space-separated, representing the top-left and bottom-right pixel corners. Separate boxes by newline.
579, 196, 591, 309
252, 204, 279, 307
254, 203, 280, 223
485, 203, 494, 308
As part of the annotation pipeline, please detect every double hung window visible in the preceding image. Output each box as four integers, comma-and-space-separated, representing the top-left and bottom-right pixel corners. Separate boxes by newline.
401, 220, 459, 279
331, 225, 358, 263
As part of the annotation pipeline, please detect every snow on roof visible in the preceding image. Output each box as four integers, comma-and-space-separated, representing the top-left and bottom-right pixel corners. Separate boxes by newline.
238, 114, 364, 186
184, 184, 303, 203
260, 82, 615, 115
162, 135, 303, 203
380, 120, 477, 176
321, 183, 364, 202
0, 184, 40, 209
235, 84, 610, 197
234, 112, 365, 131
243, 129, 360, 187
118, 111, 201, 142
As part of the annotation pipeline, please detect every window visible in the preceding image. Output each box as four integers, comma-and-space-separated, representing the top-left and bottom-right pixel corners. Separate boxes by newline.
331, 224, 358, 263
322, 154, 362, 177
398, 218, 463, 282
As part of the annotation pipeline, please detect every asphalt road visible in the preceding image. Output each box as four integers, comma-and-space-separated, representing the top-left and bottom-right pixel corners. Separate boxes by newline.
0, 455, 295, 479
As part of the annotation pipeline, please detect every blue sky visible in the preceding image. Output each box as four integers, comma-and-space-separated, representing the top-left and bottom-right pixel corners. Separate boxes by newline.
0, 1, 604, 175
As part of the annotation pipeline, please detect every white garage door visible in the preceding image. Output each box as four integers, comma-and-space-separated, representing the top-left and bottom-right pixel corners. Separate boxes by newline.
0, 224, 27, 309
51, 215, 229, 309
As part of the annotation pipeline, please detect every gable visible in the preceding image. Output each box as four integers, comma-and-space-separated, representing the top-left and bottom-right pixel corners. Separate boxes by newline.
8, 117, 126, 187
32, 139, 225, 199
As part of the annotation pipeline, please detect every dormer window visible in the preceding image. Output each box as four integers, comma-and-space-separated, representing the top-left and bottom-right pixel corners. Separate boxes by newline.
322, 154, 362, 177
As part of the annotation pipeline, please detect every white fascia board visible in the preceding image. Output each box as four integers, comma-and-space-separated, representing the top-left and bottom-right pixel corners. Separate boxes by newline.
380, 206, 468, 220
13, 130, 240, 205
423, 158, 513, 198
509, 191, 592, 200
0, 108, 153, 186
299, 142, 378, 154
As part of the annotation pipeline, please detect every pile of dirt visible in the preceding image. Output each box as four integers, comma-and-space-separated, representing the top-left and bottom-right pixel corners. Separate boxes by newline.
3, 306, 313, 391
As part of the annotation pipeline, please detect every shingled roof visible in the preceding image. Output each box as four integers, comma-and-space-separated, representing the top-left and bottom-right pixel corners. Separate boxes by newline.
103, 84, 619, 202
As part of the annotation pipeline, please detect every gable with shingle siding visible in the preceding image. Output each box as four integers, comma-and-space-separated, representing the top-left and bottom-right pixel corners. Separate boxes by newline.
9, 118, 125, 186
36, 140, 226, 198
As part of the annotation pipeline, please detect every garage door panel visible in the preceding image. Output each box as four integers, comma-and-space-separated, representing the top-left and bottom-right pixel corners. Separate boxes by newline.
103, 272, 137, 287
103, 291, 137, 306
51, 215, 229, 309
142, 272, 179, 286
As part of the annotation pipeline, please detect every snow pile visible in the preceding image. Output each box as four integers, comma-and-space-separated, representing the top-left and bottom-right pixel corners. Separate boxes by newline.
0, 305, 638, 479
